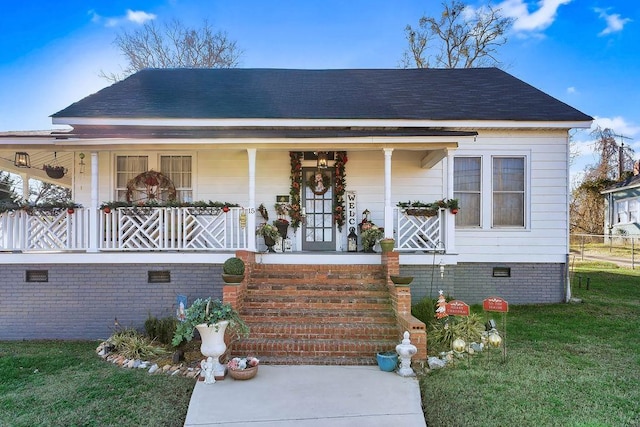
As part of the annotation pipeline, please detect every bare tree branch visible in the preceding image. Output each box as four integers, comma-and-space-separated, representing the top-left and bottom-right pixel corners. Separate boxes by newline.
403, 0, 513, 69
101, 19, 242, 83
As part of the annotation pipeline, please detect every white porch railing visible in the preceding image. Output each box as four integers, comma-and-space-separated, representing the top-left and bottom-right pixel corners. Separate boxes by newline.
394, 207, 445, 252
1, 207, 446, 253
0, 207, 248, 252
0, 208, 89, 251
101, 207, 248, 251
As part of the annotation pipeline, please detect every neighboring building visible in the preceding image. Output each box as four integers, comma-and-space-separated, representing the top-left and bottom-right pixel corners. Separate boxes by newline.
0, 68, 592, 341
602, 163, 640, 237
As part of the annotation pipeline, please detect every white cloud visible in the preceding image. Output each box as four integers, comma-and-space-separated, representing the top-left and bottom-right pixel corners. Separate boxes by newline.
592, 116, 640, 139
92, 9, 157, 27
566, 86, 577, 94
497, 0, 572, 33
126, 10, 157, 25
594, 8, 631, 36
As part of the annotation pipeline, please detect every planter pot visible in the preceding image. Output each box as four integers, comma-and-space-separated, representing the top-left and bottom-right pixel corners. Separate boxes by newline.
264, 236, 276, 252
275, 221, 289, 239
380, 239, 394, 253
390, 276, 414, 286
196, 321, 229, 378
222, 274, 244, 284
228, 365, 258, 380
376, 351, 398, 372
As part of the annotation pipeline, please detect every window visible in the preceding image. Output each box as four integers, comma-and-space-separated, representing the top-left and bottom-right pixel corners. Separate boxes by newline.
492, 157, 525, 227
161, 155, 193, 202
115, 154, 192, 202
615, 198, 639, 224
116, 156, 148, 201
454, 157, 481, 227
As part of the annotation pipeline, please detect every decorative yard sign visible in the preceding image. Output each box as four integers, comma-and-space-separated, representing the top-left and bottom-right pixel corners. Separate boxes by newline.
445, 300, 470, 316
346, 191, 357, 228
483, 296, 509, 312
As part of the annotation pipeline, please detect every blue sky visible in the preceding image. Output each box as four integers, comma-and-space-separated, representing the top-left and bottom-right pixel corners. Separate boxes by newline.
0, 0, 637, 179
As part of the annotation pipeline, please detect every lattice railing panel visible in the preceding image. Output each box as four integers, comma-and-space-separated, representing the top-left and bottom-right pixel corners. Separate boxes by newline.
395, 208, 444, 251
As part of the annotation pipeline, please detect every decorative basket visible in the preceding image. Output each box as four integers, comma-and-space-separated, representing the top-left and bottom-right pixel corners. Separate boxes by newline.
228, 365, 258, 380
390, 275, 414, 286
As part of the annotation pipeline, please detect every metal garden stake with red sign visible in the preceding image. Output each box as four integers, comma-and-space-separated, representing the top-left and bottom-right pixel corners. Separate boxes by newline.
483, 296, 509, 362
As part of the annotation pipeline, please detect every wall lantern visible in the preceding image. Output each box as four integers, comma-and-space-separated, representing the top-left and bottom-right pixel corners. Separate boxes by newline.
316, 151, 328, 169
78, 152, 86, 174
14, 152, 30, 168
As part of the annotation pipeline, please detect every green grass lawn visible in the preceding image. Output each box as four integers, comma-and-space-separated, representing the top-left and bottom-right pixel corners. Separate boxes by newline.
0, 341, 194, 427
421, 260, 640, 427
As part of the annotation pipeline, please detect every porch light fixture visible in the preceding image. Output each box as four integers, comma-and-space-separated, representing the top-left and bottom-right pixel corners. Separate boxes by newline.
316, 151, 328, 169
439, 259, 445, 279
14, 152, 30, 168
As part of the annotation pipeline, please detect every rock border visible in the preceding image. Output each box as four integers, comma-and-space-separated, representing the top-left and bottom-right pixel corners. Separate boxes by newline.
96, 341, 202, 379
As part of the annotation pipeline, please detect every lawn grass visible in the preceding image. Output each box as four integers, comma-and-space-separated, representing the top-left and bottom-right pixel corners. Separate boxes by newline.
421, 260, 640, 427
0, 341, 194, 427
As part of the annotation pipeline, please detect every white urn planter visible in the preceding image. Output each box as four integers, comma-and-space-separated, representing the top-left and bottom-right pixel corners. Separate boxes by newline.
196, 320, 229, 379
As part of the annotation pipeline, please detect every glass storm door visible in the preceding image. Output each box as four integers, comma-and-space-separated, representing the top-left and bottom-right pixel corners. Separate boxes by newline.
302, 168, 335, 251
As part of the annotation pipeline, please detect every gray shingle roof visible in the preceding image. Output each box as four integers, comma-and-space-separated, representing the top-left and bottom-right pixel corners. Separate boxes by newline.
52, 68, 592, 122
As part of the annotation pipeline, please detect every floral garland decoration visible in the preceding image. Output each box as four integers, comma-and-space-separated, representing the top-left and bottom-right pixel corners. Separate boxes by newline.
288, 152, 304, 230
333, 151, 348, 231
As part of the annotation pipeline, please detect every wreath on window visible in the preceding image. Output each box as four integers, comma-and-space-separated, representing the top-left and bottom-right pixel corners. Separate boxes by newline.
306, 171, 331, 195
126, 170, 177, 203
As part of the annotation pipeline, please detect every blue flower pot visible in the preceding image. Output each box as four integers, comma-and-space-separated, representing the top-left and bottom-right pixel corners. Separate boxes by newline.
376, 351, 398, 372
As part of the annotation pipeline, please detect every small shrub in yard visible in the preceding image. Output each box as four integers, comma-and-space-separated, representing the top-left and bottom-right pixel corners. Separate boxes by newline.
411, 296, 435, 325
428, 313, 485, 354
108, 327, 168, 360
145, 314, 178, 345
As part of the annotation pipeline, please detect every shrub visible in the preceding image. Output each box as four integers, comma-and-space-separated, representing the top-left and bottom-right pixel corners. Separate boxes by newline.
428, 313, 485, 354
223, 257, 245, 275
144, 315, 178, 345
411, 297, 435, 325
108, 328, 168, 359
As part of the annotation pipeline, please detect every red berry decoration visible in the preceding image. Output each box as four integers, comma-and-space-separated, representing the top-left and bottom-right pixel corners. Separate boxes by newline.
67, 208, 75, 214
222, 206, 230, 213
103, 207, 111, 214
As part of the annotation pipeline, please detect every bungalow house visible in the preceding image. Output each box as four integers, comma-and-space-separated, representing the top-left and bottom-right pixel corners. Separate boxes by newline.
0, 68, 591, 362
602, 162, 640, 237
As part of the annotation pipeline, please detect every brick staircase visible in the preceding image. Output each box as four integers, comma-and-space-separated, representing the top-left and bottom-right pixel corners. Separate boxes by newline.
231, 264, 401, 365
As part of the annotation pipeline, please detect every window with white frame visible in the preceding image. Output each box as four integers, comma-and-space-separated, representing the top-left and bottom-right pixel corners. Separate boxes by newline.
615, 198, 639, 224
453, 157, 481, 227
115, 154, 192, 202
492, 157, 525, 227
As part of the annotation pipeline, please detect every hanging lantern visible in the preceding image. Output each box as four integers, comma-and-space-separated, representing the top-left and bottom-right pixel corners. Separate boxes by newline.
14, 152, 30, 168
316, 151, 328, 169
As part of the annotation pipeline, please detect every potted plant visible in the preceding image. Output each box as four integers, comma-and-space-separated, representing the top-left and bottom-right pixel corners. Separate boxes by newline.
257, 222, 280, 252
361, 226, 383, 252
376, 350, 398, 372
172, 297, 249, 378
222, 257, 245, 284
227, 356, 260, 380
42, 164, 67, 179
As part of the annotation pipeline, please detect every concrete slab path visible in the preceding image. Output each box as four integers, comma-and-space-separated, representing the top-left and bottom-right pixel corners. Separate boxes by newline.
184, 365, 426, 427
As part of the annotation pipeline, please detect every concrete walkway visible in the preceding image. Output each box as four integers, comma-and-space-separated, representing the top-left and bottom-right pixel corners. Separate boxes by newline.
184, 365, 426, 427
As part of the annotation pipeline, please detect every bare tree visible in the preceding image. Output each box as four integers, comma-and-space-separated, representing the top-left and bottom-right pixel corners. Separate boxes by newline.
30, 181, 72, 205
101, 19, 242, 82
401, 0, 513, 69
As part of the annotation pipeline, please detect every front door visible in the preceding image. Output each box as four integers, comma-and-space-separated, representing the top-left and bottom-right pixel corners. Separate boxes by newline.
302, 168, 335, 251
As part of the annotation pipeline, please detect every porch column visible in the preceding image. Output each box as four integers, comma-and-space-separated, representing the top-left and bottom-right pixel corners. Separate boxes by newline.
88, 152, 99, 253
445, 149, 456, 253
20, 173, 29, 201
247, 148, 257, 252
383, 148, 393, 239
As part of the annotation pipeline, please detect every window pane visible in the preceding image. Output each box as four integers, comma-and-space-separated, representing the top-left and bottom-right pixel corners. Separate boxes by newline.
160, 155, 192, 202
115, 156, 148, 201
493, 157, 525, 227
454, 157, 481, 227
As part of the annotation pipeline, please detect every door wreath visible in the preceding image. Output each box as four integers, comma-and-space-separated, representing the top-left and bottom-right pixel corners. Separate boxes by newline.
306, 171, 331, 195
126, 170, 177, 203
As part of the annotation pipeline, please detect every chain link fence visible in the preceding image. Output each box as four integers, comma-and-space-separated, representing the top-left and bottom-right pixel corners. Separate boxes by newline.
570, 233, 640, 269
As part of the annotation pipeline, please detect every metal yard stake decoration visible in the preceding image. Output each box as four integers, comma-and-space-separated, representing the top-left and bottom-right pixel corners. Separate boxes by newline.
482, 297, 509, 363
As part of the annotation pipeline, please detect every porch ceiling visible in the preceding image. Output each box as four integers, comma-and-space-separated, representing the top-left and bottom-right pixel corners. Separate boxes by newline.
0, 150, 73, 187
